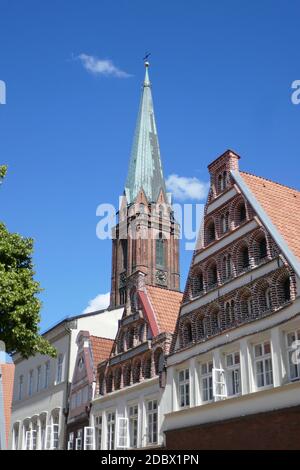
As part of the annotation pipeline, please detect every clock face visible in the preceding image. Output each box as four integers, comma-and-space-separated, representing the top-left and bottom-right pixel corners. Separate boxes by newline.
156, 270, 167, 285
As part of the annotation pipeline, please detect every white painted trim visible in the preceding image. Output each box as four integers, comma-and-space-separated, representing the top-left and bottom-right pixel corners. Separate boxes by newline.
181, 257, 283, 316
194, 219, 258, 265
206, 187, 238, 214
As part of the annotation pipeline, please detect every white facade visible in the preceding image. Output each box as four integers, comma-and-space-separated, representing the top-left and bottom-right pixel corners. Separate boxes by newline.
10, 308, 122, 450
163, 300, 300, 434
90, 377, 168, 450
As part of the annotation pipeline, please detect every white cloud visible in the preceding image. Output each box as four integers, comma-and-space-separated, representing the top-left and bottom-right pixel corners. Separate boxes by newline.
166, 174, 209, 201
78, 54, 131, 78
83, 292, 110, 314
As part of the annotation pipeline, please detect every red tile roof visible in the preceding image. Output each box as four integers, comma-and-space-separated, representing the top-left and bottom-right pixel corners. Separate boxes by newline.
90, 336, 114, 366
145, 286, 183, 334
0, 363, 15, 448
240, 172, 300, 261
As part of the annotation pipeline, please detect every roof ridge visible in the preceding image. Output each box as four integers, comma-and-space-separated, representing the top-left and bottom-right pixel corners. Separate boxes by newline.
146, 285, 183, 294
240, 171, 300, 194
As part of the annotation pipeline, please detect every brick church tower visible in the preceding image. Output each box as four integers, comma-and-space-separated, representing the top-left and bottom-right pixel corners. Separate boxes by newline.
110, 62, 180, 308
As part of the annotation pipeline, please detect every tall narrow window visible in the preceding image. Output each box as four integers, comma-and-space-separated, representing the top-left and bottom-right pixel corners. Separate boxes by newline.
286, 329, 300, 381
121, 239, 128, 270
36, 366, 41, 393
254, 341, 273, 388
238, 202, 247, 223
106, 412, 115, 450
226, 352, 241, 396
258, 236, 267, 260
283, 277, 291, 302
28, 370, 34, 397
206, 221, 216, 244
178, 369, 190, 408
129, 405, 139, 449
156, 236, 165, 268
44, 361, 50, 388
221, 212, 230, 234
18, 375, 23, 400
200, 361, 213, 402
95, 416, 102, 450
146, 400, 158, 445
56, 354, 63, 384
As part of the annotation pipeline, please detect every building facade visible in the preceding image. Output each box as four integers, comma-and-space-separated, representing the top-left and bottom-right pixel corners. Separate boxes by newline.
163, 150, 300, 449
0, 358, 14, 450
10, 308, 122, 450
66, 331, 113, 450
89, 63, 182, 450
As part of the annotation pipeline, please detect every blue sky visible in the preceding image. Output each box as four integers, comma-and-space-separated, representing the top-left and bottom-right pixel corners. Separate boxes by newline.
0, 0, 300, 331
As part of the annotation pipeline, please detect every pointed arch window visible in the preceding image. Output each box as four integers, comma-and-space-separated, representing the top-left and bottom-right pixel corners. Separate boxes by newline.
156, 235, 165, 268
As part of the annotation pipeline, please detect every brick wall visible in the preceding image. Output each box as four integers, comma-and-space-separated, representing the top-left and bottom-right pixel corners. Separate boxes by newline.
165, 405, 300, 449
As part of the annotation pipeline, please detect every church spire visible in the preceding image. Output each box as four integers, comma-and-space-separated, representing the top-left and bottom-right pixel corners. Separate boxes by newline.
125, 62, 167, 204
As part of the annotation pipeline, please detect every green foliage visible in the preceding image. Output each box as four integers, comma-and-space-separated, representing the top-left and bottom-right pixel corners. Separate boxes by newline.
0, 222, 56, 358
0, 165, 7, 181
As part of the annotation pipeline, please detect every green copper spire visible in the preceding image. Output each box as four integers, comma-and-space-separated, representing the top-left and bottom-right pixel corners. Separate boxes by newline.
125, 62, 167, 204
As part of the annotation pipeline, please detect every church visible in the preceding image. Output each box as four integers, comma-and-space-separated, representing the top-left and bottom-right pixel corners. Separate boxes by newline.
9, 62, 300, 450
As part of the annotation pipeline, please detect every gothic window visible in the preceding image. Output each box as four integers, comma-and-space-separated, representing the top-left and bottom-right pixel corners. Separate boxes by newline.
225, 300, 235, 326
132, 360, 141, 383
218, 171, 227, 193
156, 235, 165, 268
127, 327, 134, 349
206, 221, 216, 244
106, 371, 113, 393
143, 355, 152, 379
119, 288, 126, 306
121, 240, 128, 270
208, 262, 218, 288
211, 309, 221, 334
259, 236, 268, 260
240, 290, 253, 320
197, 316, 205, 340
223, 254, 232, 280
114, 368, 122, 390
238, 244, 250, 272
183, 321, 193, 345
123, 363, 132, 387
221, 212, 230, 234
238, 202, 247, 223
191, 271, 204, 297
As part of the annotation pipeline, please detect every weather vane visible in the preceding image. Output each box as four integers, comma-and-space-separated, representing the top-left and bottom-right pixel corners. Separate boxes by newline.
143, 52, 151, 62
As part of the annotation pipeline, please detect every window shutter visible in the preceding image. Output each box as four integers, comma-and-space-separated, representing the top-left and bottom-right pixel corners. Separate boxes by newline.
117, 417, 128, 449
84, 426, 95, 450
212, 368, 227, 398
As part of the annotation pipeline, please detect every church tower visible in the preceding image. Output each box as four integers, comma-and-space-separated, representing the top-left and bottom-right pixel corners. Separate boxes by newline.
110, 62, 180, 308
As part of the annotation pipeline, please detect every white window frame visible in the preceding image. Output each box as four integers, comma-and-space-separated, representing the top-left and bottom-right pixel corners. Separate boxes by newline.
212, 368, 227, 398
146, 399, 158, 446
95, 415, 102, 450
225, 352, 241, 396
128, 405, 138, 449
178, 368, 190, 408
117, 417, 129, 449
106, 411, 115, 450
36, 366, 41, 393
200, 361, 214, 403
286, 329, 300, 381
44, 361, 50, 388
28, 370, 34, 396
84, 426, 95, 450
56, 354, 63, 384
254, 341, 273, 389
75, 429, 83, 450
67, 432, 74, 450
